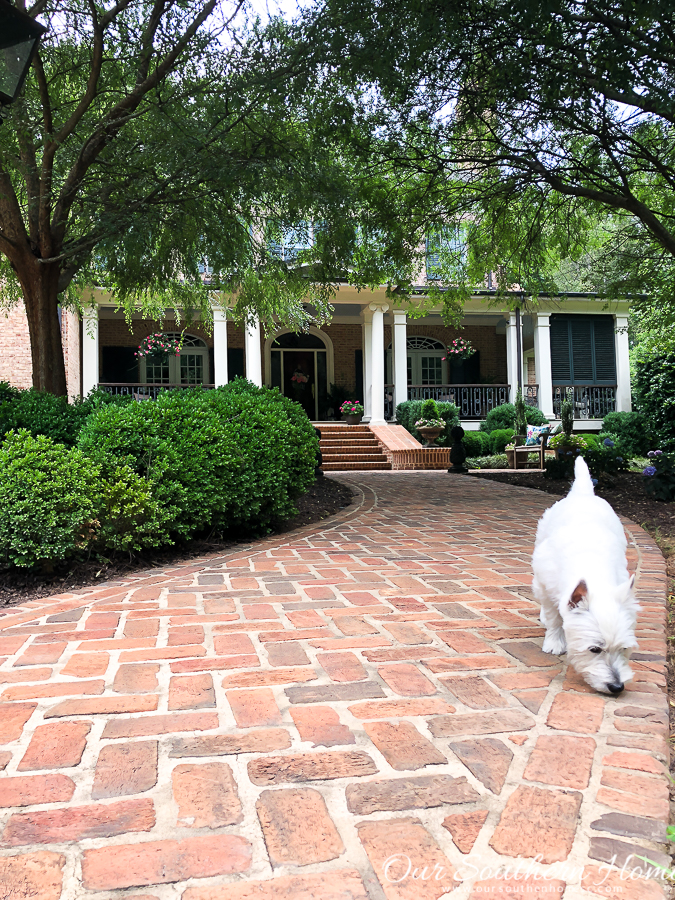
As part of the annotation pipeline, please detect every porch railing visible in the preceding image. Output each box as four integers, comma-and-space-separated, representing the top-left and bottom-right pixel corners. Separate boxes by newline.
98, 383, 215, 400
552, 385, 616, 420
406, 384, 510, 419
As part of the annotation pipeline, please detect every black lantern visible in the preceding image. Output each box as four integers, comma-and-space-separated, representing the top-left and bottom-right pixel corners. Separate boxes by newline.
0, 0, 47, 107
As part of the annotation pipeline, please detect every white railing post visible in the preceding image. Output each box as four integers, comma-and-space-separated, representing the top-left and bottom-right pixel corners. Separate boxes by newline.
614, 315, 631, 412
369, 301, 389, 425
534, 313, 555, 419
361, 307, 373, 420
244, 316, 262, 387
392, 310, 408, 415
213, 307, 228, 387
82, 306, 99, 397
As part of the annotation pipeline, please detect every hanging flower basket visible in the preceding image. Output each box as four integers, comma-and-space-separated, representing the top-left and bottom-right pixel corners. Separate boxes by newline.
135, 333, 184, 364
443, 338, 475, 361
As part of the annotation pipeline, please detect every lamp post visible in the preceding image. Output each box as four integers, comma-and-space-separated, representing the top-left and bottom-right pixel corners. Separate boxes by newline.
0, 0, 47, 115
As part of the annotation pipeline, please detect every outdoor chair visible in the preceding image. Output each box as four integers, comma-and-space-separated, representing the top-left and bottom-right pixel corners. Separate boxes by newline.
511, 431, 550, 470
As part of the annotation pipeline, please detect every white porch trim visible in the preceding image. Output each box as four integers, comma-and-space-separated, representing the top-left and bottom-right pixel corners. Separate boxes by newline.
82, 308, 99, 397
213, 307, 229, 387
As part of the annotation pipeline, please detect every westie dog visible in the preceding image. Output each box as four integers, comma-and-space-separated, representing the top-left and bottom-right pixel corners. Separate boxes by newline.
532, 455, 638, 694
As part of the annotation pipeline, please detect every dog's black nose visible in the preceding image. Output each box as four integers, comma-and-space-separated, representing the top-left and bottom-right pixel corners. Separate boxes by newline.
607, 682, 624, 694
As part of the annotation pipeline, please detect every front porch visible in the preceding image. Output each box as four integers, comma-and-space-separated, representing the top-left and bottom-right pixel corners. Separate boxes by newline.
84, 291, 631, 427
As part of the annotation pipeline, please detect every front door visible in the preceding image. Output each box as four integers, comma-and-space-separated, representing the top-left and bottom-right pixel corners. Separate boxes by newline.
283, 351, 316, 419
270, 332, 329, 420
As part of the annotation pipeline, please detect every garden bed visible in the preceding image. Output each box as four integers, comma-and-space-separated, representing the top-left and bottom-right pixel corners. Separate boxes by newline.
0, 476, 354, 609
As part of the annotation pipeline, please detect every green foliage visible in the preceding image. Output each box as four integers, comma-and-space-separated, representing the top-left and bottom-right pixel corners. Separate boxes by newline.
421, 398, 440, 420
544, 456, 574, 480
0, 388, 129, 446
462, 431, 490, 457
514, 391, 527, 436
94, 466, 165, 552
77, 384, 318, 543
0, 431, 100, 569
584, 445, 629, 479
560, 399, 574, 437
489, 428, 515, 454
479, 403, 548, 433
633, 351, 675, 450
601, 411, 653, 457
549, 433, 590, 452
395, 400, 460, 445
643, 452, 675, 502
466, 454, 509, 469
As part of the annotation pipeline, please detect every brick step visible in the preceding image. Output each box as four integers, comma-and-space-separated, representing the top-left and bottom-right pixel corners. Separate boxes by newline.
322, 461, 391, 471
317, 427, 371, 435
322, 453, 385, 463
321, 438, 379, 450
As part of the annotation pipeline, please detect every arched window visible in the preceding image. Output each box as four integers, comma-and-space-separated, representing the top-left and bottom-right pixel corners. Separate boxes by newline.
143, 333, 209, 385
386, 336, 447, 385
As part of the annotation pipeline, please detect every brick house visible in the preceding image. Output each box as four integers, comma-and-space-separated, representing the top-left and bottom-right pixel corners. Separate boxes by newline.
1, 279, 631, 431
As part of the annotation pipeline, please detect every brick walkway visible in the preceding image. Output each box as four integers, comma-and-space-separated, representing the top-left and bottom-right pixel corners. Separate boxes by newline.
0, 472, 669, 900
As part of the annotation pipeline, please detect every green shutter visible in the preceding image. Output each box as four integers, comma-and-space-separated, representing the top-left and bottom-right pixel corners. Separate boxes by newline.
592, 317, 617, 383
549, 315, 616, 385
570, 318, 594, 382
550, 316, 571, 382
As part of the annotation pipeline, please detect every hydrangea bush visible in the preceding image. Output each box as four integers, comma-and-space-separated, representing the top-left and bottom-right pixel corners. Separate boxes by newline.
643, 450, 675, 501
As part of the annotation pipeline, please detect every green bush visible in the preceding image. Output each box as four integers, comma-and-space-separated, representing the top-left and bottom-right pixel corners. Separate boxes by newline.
395, 400, 460, 445
466, 454, 509, 469
421, 398, 440, 420
94, 466, 166, 552
601, 411, 653, 457
0, 387, 129, 447
544, 456, 574, 480
462, 431, 490, 457
78, 384, 318, 542
514, 391, 527, 436
479, 402, 549, 433
643, 452, 675, 501
633, 350, 675, 450
0, 431, 100, 568
489, 428, 515, 453
560, 398, 574, 437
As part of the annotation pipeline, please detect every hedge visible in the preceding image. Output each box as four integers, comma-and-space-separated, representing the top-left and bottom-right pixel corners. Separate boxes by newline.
479, 402, 549, 433
0, 381, 318, 569
395, 400, 460, 444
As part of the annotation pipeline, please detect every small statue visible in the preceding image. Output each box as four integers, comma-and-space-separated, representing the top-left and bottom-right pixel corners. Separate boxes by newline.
448, 425, 468, 474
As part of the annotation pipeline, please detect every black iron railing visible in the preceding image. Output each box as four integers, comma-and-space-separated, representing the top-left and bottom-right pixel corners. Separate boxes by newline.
525, 384, 539, 407
552, 385, 616, 419
406, 384, 510, 419
98, 383, 215, 400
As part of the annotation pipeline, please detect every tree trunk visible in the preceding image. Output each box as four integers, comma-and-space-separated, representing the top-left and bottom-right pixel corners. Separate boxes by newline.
20, 261, 68, 397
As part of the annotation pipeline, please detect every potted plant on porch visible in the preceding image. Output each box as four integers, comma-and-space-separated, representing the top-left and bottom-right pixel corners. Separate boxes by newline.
340, 399, 364, 425
415, 398, 446, 446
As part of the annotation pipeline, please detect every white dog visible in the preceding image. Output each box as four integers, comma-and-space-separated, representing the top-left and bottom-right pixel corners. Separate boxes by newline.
532, 456, 638, 694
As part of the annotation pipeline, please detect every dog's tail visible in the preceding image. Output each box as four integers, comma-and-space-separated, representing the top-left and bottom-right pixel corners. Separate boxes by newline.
570, 455, 595, 496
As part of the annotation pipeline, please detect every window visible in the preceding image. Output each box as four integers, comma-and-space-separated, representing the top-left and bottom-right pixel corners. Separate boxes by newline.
426, 226, 466, 281
268, 223, 313, 262
550, 316, 616, 385
142, 334, 209, 385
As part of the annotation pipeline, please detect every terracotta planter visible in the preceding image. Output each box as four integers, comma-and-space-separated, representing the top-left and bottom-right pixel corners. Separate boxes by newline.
417, 426, 443, 446
345, 414, 363, 426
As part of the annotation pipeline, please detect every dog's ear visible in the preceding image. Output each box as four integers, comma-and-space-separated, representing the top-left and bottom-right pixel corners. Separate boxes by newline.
569, 580, 588, 609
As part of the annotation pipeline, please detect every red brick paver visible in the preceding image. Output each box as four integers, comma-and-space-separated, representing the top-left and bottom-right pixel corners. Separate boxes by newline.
0, 471, 668, 900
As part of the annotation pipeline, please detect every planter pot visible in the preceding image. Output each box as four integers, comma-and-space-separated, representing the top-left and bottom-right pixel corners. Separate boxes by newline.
345, 414, 363, 426
417, 426, 443, 447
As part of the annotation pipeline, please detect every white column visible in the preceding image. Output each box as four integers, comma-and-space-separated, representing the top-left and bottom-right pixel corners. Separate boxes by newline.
392, 310, 408, 413
245, 316, 262, 387
533, 313, 554, 419
614, 314, 631, 411
369, 301, 389, 425
81, 307, 99, 397
505, 312, 521, 403
361, 308, 373, 420
213, 307, 228, 387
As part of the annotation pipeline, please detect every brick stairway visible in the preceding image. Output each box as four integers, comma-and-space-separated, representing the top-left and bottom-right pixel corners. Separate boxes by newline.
317, 422, 391, 471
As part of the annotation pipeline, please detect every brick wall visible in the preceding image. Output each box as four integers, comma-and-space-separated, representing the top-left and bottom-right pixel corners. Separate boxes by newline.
0, 304, 81, 396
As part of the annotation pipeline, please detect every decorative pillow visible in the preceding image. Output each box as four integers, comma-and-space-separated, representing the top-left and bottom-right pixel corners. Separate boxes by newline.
525, 424, 550, 446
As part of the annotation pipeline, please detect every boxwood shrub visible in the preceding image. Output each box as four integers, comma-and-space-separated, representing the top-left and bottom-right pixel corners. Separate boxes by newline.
395, 400, 460, 444
479, 402, 549, 433
77, 383, 318, 543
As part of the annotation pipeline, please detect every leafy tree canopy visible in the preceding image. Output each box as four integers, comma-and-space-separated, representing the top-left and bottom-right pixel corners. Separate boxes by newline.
296, 0, 675, 315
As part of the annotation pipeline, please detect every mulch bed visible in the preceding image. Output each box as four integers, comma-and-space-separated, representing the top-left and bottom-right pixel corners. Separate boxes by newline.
0, 476, 354, 609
